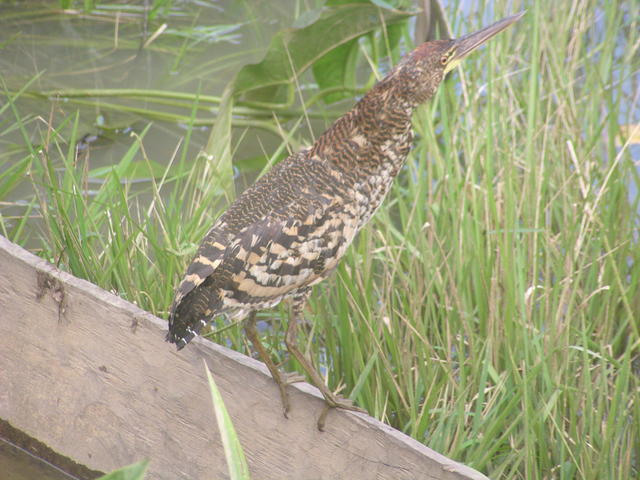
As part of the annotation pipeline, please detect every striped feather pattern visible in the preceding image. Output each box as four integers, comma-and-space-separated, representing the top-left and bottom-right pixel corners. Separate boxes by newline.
168, 39, 452, 349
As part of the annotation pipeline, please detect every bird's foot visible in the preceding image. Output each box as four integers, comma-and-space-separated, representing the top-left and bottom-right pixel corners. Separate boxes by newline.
317, 390, 366, 431
273, 371, 306, 418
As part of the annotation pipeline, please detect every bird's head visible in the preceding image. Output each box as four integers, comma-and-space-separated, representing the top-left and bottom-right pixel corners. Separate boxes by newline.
388, 12, 525, 105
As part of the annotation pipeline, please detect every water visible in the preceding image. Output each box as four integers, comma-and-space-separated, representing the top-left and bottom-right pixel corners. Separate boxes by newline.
0, 0, 310, 244
0, 438, 83, 480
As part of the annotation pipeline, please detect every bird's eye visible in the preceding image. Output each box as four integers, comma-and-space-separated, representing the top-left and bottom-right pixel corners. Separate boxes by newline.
440, 53, 449, 65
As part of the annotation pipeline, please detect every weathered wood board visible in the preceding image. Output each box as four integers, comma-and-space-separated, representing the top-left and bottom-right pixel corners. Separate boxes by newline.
0, 235, 488, 480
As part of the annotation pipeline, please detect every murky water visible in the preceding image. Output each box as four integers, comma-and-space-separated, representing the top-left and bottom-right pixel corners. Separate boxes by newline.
0, 0, 314, 244
0, 438, 82, 480
2, 2, 637, 232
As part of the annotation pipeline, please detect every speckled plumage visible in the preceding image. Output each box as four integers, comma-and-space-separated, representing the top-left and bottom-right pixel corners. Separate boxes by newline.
166, 11, 523, 428
166, 41, 444, 348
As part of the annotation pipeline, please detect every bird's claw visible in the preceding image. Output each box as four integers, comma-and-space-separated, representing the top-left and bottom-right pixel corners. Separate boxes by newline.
275, 371, 306, 418
317, 393, 366, 431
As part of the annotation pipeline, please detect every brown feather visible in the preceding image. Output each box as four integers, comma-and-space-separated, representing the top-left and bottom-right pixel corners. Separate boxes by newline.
167, 36, 464, 348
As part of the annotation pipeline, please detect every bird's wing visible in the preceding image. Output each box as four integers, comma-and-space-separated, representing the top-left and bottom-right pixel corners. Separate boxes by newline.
169, 153, 333, 315
166, 191, 334, 348
168, 217, 232, 315
217, 195, 337, 303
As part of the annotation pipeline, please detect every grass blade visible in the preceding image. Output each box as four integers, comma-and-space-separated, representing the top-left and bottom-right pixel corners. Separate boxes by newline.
204, 361, 250, 480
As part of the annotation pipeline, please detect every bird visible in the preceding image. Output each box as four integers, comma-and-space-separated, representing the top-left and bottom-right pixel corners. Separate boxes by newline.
167, 11, 524, 429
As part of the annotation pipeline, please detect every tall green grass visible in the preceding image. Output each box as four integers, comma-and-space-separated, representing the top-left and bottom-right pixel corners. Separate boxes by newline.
1, 0, 638, 479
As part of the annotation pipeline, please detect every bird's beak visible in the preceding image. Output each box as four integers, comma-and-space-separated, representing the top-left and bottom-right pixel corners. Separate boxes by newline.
444, 11, 525, 74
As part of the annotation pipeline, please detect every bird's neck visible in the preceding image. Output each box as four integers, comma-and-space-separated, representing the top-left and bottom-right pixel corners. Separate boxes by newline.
311, 81, 415, 171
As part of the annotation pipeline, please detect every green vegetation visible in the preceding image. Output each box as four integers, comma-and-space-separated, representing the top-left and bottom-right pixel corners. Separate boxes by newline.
93, 362, 248, 480
205, 361, 251, 480
96, 460, 148, 480
1, 1, 638, 479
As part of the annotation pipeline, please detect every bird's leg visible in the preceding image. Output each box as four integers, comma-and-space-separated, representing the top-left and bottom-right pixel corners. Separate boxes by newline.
244, 311, 304, 418
285, 290, 366, 430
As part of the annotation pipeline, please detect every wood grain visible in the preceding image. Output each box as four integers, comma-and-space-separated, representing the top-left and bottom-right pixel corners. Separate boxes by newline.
0, 235, 488, 480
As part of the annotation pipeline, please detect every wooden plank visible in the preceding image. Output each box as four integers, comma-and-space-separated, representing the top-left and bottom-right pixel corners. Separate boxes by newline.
0, 235, 488, 480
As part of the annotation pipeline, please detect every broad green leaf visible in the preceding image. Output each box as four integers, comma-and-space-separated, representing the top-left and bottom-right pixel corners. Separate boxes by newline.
377, 21, 405, 63
96, 460, 149, 480
311, 38, 361, 104
233, 4, 412, 98
310, 6, 405, 105
291, 7, 323, 29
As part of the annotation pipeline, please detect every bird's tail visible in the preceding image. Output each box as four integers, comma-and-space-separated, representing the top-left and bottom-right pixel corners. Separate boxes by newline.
166, 283, 223, 350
